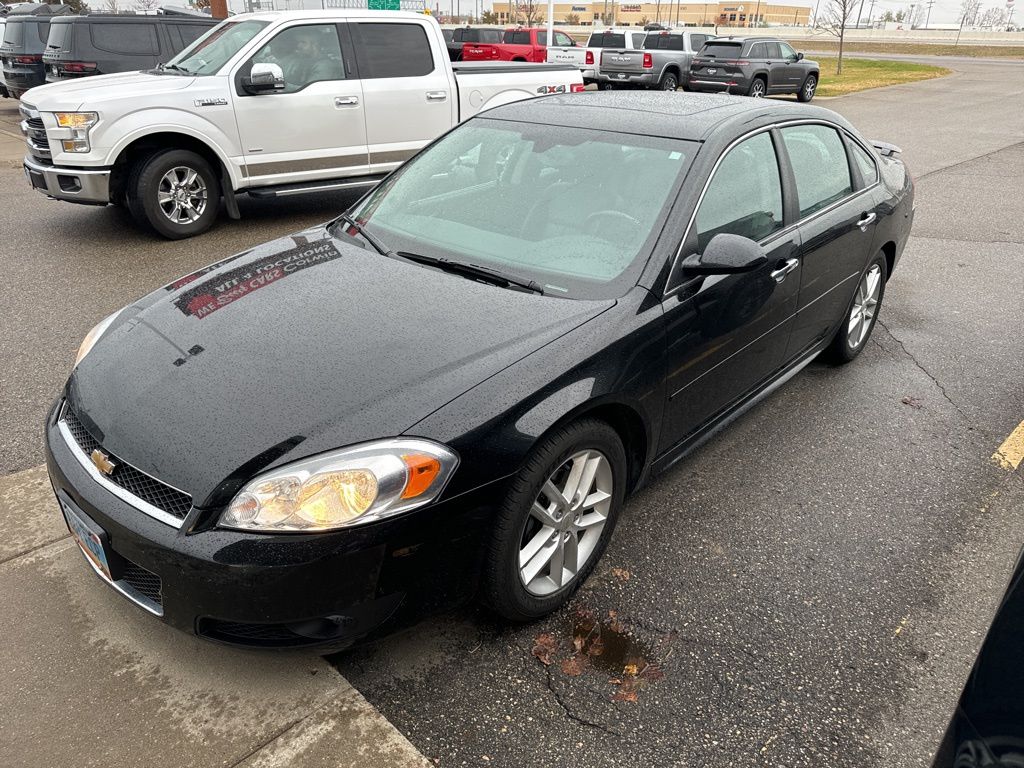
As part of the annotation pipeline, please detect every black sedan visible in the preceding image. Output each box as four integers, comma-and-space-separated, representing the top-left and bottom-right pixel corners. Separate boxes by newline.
45, 93, 915, 649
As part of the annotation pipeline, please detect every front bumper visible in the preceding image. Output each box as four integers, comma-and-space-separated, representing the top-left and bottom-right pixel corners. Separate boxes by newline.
24, 155, 111, 205
596, 71, 655, 87
44, 400, 501, 649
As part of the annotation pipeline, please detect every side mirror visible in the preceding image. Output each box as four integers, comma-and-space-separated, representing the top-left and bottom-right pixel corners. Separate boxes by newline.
796, 52, 804, 60
244, 62, 285, 94
681, 233, 767, 275
572, 40, 578, 46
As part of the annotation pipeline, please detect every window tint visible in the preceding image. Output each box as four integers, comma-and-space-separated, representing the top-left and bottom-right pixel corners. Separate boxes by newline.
779, 41, 797, 59
588, 32, 627, 47
537, 32, 548, 46
46, 21, 71, 51
442, 28, 454, 42
249, 24, 345, 93
849, 140, 878, 186
703, 41, 742, 57
781, 125, 854, 218
2, 20, 23, 46
505, 30, 531, 45
91, 23, 159, 55
35, 21, 50, 46
668, 35, 685, 50
748, 42, 765, 58
764, 42, 782, 58
354, 23, 433, 78
696, 132, 783, 251
480, 29, 503, 43
690, 34, 709, 49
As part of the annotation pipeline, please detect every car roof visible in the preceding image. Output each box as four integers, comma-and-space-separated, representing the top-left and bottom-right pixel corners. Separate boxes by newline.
710, 35, 781, 42
481, 92, 848, 143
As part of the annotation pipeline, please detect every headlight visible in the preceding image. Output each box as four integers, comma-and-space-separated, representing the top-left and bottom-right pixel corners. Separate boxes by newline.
75, 309, 123, 367
219, 439, 459, 532
53, 111, 98, 153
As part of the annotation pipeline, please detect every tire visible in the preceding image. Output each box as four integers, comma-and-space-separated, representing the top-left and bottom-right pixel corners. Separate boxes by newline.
659, 71, 679, 91
798, 73, 818, 102
127, 148, 220, 240
747, 76, 767, 98
823, 251, 887, 365
482, 419, 628, 622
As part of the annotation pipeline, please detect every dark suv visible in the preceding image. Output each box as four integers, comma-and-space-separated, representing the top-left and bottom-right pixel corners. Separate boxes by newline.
0, 3, 71, 99
689, 36, 819, 101
43, 12, 216, 84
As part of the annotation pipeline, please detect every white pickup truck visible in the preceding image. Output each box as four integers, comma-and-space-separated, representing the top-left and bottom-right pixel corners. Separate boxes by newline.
20, 10, 582, 238
546, 28, 648, 85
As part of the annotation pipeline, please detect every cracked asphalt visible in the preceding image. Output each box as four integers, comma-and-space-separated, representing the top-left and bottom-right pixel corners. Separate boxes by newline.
1, 56, 1022, 768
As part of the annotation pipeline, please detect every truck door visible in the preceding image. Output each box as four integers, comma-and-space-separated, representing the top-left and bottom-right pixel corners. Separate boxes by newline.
349, 20, 456, 177
232, 22, 369, 186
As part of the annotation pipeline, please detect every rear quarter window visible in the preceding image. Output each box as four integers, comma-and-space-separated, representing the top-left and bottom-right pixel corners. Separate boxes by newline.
45, 21, 72, 51
1, 20, 20, 47
353, 23, 434, 78
91, 23, 159, 55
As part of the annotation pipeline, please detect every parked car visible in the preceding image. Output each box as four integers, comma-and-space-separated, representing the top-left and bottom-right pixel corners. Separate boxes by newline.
445, 25, 502, 61
45, 92, 914, 650
462, 26, 576, 63
0, 17, 8, 97
20, 10, 582, 239
689, 36, 819, 101
597, 28, 712, 91
42, 12, 217, 84
0, 2, 71, 98
546, 27, 646, 85
933, 547, 1024, 767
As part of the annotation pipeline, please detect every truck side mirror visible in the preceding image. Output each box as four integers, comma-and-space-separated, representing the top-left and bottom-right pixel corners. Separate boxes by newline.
244, 63, 286, 94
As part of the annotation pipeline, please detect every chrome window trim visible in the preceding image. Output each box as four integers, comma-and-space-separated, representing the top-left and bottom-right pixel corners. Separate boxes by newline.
665, 118, 880, 299
57, 408, 189, 530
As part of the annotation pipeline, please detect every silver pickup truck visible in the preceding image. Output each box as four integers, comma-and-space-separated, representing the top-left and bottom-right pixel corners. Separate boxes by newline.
596, 29, 713, 91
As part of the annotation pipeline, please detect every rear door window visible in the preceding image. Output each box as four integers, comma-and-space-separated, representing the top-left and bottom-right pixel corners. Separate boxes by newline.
695, 132, 783, 250
748, 42, 766, 59
780, 124, 854, 217
504, 31, 531, 45
764, 42, 782, 59
91, 23, 159, 55
353, 22, 433, 78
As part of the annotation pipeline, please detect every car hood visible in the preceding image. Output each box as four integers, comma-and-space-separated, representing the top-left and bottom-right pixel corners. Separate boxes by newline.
67, 227, 613, 507
23, 71, 196, 110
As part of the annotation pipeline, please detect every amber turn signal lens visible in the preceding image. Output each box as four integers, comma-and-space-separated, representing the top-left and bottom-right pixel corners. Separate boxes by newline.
401, 454, 442, 499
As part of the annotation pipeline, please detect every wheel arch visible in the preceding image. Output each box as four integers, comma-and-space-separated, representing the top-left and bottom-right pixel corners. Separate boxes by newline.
880, 240, 897, 280
109, 130, 237, 203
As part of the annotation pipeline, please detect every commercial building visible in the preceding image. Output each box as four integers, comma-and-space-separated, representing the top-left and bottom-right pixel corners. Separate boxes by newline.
488, 1, 810, 27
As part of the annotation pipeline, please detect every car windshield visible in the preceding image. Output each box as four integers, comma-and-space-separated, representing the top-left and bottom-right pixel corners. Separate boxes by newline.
340, 120, 693, 300
165, 19, 269, 75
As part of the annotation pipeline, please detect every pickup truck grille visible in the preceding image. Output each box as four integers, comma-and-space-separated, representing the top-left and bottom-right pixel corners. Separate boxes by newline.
19, 105, 51, 162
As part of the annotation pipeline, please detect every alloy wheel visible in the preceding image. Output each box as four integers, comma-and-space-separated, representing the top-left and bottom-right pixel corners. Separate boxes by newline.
157, 166, 208, 225
804, 76, 817, 100
518, 450, 613, 596
848, 264, 882, 349
750, 80, 765, 98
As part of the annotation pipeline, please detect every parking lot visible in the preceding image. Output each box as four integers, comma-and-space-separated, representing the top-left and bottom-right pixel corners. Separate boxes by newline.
1, 53, 1022, 768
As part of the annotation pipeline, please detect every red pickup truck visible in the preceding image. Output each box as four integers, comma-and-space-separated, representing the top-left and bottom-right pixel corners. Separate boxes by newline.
462, 27, 578, 63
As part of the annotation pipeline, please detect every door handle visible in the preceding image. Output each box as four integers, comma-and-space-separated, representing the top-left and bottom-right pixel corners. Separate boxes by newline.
334, 96, 359, 107
770, 258, 799, 283
426, 91, 448, 102
857, 212, 877, 230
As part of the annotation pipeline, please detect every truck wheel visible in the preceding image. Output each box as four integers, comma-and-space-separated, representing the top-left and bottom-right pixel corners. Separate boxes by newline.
659, 72, 679, 91
127, 149, 220, 240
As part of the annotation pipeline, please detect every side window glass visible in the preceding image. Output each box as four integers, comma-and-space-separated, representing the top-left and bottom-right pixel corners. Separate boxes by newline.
555, 32, 573, 46
749, 43, 764, 58
781, 125, 854, 218
695, 132, 783, 251
174, 24, 209, 48
668, 35, 685, 51
248, 24, 344, 93
537, 32, 547, 46
779, 42, 797, 60
849, 139, 879, 187
354, 23, 433, 78
91, 23, 159, 55
690, 35, 707, 50
765, 42, 782, 58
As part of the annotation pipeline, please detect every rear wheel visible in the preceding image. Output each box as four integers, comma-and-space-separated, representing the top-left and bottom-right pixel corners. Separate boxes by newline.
824, 252, 887, 364
747, 76, 767, 98
798, 73, 818, 102
482, 419, 627, 621
127, 148, 220, 240
659, 71, 679, 91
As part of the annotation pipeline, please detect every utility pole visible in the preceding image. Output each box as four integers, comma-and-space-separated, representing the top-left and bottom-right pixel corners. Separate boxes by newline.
753, 0, 761, 26
924, 0, 934, 28
867, 0, 876, 25
855, 0, 866, 27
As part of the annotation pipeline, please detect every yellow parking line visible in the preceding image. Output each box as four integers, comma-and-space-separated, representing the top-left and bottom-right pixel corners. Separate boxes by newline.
992, 420, 1024, 471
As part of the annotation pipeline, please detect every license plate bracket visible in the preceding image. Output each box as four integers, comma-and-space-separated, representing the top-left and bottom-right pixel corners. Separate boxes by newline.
61, 498, 117, 582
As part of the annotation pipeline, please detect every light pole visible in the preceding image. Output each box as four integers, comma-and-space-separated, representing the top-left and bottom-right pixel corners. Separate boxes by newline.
908, 2, 916, 28
867, 0, 876, 25
753, 0, 761, 27
924, 0, 934, 28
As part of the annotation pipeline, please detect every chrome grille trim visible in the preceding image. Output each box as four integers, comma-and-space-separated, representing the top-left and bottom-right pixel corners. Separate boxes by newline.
73, 538, 164, 616
57, 403, 190, 530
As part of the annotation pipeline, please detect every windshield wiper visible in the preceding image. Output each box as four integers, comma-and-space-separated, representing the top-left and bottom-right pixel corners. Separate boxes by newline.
395, 251, 544, 295
336, 213, 394, 258
161, 63, 193, 75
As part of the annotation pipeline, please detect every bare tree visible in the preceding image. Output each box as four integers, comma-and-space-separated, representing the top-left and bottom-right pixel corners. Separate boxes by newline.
136, 0, 160, 10
819, 0, 857, 74
907, 3, 926, 28
978, 6, 1009, 26
959, 0, 982, 25
514, 0, 541, 25
480, 10, 499, 23
564, 12, 580, 24
102, 0, 119, 10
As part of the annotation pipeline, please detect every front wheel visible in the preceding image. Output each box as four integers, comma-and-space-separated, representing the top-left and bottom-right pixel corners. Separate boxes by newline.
659, 72, 679, 91
824, 252, 887, 364
127, 148, 221, 239
482, 419, 627, 622
798, 74, 818, 102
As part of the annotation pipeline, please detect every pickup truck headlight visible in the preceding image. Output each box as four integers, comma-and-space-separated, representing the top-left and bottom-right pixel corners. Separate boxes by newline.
219, 439, 459, 532
53, 111, 98, 153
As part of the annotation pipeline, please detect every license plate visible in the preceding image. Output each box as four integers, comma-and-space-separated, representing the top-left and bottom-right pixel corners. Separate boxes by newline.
62, 499, 113, 581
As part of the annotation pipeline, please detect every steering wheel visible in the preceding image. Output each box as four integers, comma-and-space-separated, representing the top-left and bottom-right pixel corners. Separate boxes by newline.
583, 209, 643, 245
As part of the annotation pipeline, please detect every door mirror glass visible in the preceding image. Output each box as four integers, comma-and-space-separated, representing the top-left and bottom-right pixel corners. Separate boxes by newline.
246, 62, 285, 93
796, 51, 804, 60
682, 233, 767, 275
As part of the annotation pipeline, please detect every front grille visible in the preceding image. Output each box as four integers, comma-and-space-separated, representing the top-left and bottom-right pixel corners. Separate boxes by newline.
26, 116, 43, 131
120, 559, 162, 606
61, 404, 193, 522
22, 115, 50, 160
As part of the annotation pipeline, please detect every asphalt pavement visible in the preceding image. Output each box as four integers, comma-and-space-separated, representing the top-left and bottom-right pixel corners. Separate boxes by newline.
1, 55, 1023, 768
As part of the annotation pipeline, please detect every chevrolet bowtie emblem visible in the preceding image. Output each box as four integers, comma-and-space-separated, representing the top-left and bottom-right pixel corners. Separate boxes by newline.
90, 449, 116, 476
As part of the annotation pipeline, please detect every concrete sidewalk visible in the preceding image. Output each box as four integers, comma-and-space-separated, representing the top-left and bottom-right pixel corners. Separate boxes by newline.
0, 466, 431, 768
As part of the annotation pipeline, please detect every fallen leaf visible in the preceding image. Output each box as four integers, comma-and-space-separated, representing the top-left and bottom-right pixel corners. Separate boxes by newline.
611, 690, 638, 703
587, 634, 605, 657
561, 654, 588, 676
608, 610, 626, 634
901, 396, 923, 409
610, 567, 631, 581
573, 635, 585, 653
531, 633, 558, 666
623, 663, 639, 676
